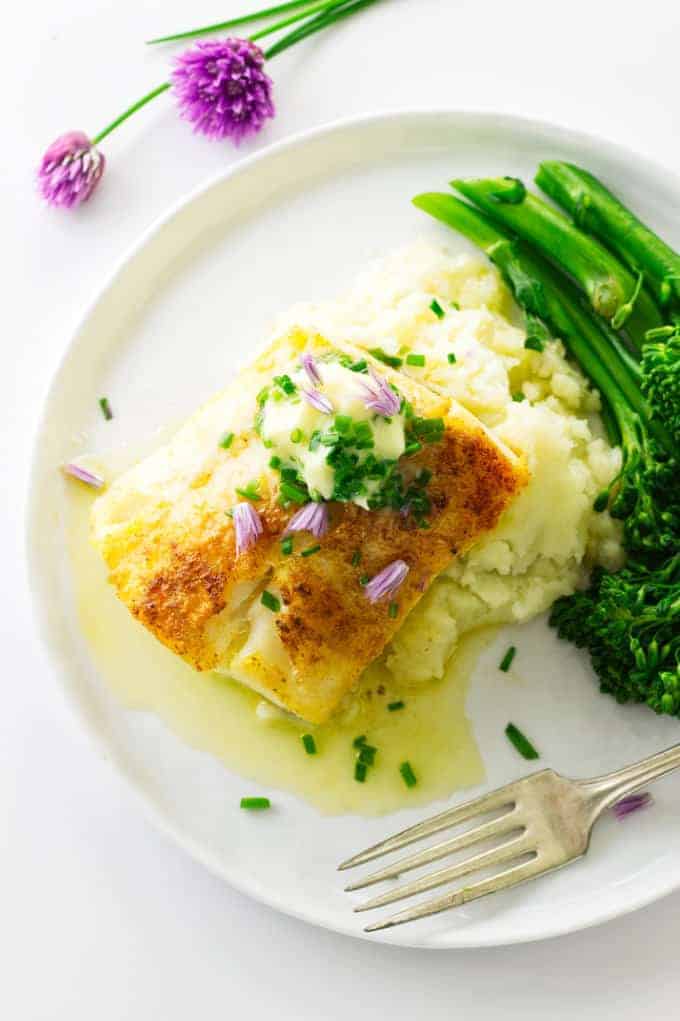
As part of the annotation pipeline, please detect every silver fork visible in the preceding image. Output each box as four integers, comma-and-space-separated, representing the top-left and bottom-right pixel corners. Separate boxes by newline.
339, 742, 680, 932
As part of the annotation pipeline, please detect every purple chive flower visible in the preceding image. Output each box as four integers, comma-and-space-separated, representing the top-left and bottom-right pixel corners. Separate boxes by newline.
284, 501, 329, 539
38, 132, 105, 209
233, 501, 263, 555
171, 38, 275, 143
61, 463, 105, 489
612, 792, 654, 820
301, 352, 322, 387
303, 389, 333, 414
364, 560, 410, 603
361, 367, 401, 417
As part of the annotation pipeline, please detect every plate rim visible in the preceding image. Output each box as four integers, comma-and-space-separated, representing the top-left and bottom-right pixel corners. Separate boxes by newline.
26, 107, 680, 949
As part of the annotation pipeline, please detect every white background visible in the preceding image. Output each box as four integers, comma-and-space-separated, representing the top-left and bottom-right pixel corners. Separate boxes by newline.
5, 0, 680, 1017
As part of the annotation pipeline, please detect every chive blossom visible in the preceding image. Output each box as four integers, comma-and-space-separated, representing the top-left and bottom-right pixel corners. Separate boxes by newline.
505, 723, 539, 760
499, 646, 516, 672
261, 590, 281, 612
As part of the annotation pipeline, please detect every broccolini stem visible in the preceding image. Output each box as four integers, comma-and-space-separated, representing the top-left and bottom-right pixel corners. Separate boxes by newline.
412, 192, 674, 455
536, 161, 680, 313
449, 176, 664, 349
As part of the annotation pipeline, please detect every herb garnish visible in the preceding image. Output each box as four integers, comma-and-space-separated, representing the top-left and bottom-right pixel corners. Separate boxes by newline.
499, 646, 517, 672
261, 591, 281, 612
399, 761, 417, 787
99, 397, 113, 421
505, 723, 539, 760
240, 797, 271, 810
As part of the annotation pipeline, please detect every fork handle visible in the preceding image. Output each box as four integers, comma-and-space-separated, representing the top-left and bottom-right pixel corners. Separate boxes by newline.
579, 741, 680, 818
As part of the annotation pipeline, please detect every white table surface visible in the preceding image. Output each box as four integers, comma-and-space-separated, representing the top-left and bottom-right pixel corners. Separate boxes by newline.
5, 0, 680, 1017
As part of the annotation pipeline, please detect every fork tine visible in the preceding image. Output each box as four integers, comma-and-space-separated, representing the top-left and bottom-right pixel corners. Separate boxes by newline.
338, 786, 518, 871
363, 858, 544, 933
355, 836, 534, 912
344, 812, 521, 892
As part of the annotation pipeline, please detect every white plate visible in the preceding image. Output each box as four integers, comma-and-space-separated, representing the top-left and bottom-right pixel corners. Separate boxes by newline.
27, 111, 680, 948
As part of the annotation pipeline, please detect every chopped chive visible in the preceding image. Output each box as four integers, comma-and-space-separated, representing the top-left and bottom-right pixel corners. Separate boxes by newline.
352, 734, 367, 748
499, 646, 516, 672
334, 414, 352, 433
357, 744, 376, 766
349, 359, 367, 373
280, 480, 308, 504
290, 428, 304, 443
301, 544, 321, 557
236, 480, 261, 500
406, 353, 426, 367
99, 397, 113, 421
524, 336, 545, 353
269, 455, 281, 469
354, 760, 368, 783
261, 590, 281, 613
450, 300, 460, 310
404, 440, 422, 456
351, 550, 362, 567
273, 373, 296, 395
219, 431, 234, 449
387, 700, 405, 711
301, 733, 317, 755
388, 602, 399, 619
429, 299, 445, 319
593, 489, 610, 513
447, 352, 457, 364
280, 536, 294, 556
511, 392, 526, 403
369, 346, 403, 369
240, 797, 270, 810
359, 574, 370, 586
399, 761, 417, 788
505, 723, 539, 761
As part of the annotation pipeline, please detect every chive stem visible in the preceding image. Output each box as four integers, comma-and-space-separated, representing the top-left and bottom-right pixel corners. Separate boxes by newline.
301, 733, 317, 755
399, 761, 417, 787
240, 796, 271, 810
505, 723, 539, 761
98, 397, 113, 421
499, 646, 517, 672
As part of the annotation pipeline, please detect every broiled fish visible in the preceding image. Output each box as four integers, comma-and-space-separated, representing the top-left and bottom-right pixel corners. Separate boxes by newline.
91, 328, 526, 722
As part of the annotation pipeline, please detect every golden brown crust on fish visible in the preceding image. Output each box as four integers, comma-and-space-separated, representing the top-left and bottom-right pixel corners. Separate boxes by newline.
91, 328, 526, 723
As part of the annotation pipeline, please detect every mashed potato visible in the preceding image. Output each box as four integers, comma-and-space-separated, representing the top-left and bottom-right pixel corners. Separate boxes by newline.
274, 241, 623, 685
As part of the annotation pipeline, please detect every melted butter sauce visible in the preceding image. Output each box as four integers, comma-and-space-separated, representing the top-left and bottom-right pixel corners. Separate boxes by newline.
67, 483, 489, 816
